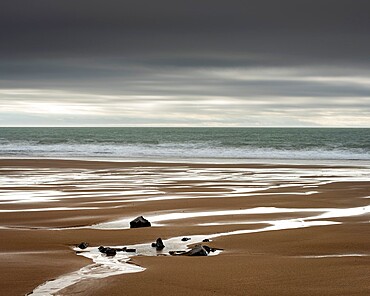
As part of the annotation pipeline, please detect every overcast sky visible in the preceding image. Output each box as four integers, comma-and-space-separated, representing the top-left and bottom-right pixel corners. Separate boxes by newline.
1, 0, 369, 126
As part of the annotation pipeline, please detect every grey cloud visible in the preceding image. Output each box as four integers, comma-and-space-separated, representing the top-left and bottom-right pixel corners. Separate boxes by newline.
2, 63, 369, 99
0, 0, 369, 126
1, 1, 370, 64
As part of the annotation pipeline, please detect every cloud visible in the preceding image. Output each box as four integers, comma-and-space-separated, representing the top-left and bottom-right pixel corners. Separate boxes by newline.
0, 1, 369, 126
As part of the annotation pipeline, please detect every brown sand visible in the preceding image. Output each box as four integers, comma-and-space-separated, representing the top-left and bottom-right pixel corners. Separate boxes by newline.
0, 159, 369, 295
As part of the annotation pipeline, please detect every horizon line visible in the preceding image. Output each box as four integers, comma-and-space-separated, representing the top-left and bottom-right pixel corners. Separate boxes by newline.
1, 126, 369, 128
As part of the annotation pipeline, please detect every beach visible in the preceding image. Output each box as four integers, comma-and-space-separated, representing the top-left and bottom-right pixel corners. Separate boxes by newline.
2, 0, 370, 292
0, 159, 369, 295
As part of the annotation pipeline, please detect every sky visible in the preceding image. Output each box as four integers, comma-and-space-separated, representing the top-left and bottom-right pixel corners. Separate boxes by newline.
0, 0, 369, 127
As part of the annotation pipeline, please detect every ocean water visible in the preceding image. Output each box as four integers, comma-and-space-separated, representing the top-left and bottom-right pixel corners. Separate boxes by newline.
0, 127, 369, 163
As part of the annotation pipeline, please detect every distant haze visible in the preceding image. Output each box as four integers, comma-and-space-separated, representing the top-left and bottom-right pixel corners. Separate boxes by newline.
1, 1, 369, 126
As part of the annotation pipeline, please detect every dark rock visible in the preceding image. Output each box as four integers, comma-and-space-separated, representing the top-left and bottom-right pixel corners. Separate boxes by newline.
125, 248, 136, 252
99, 246, 127, 253
202, 245, 211, 253
98, 246, 107, 253
151, 238, 165, 250
181, 237, 191, 241
105, 248, 117, 256
130, 216, 151, 228
201, 245, 217, 253
202, 239, 210, 242
171, 245, 208, 256
155, 238, 165, 250
77, 242, 89, 249
185, 245, 208, 256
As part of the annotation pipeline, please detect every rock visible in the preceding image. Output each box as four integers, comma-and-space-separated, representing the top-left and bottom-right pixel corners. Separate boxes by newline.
151, 238, 165, 250
201, 245, 217, 253
98, 246, 107, 253
185, 245, 208, 256
202, 239, 210, 242
170, 245, 208, 256
125, 248, 136, 252
202, 245, 211, 253
77, 242, 89, 249
155, 238, 165, 250
98, 246, 129, 254
203, 246, 223, 253
105, 247, 117, 256
130, 216, 151, 228
181, 237, 191, 241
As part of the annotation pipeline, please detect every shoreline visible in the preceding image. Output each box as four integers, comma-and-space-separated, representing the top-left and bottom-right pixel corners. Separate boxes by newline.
1, 156, 370, 167
0, 158, 369, 295
1, 157, 368, 169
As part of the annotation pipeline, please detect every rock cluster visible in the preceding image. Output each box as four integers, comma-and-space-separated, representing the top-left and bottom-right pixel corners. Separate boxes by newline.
75, 218, 222, 259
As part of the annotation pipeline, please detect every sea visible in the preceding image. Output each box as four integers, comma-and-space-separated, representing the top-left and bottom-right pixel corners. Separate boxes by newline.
0, 127, 369, 164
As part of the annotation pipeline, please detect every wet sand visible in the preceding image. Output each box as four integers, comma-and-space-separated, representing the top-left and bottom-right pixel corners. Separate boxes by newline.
0, 159, 369, 295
